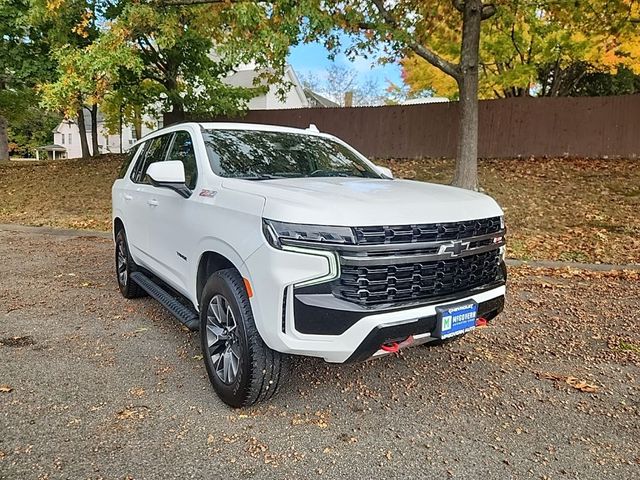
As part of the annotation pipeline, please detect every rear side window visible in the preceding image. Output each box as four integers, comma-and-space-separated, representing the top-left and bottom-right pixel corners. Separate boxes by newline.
166, 131, 198, 189
130, 134, 173, 184
117, 145, 140, 179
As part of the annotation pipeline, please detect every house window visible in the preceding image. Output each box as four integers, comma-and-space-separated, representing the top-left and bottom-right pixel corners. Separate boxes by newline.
68, 133, 72, 144
61, 134, 65, 145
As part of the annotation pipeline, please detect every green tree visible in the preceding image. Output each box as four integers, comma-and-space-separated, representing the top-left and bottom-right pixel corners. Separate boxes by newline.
0, 0, 54, 160
7, 90, 61, 157
104, 3, 262, 117
568, 64, 640, 96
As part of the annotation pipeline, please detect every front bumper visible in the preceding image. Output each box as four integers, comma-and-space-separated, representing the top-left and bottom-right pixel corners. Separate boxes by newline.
343, 293, 504, 362
243, 243, 506, 363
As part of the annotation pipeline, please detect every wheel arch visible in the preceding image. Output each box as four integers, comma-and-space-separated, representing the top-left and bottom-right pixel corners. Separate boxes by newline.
113, 217, 125, 241
196, 250, 244, 307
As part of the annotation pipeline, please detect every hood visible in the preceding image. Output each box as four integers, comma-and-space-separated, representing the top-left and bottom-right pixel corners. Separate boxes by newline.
221, 177, 503, 226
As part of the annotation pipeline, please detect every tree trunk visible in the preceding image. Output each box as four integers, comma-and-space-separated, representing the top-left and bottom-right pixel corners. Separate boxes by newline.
90, 104, 99, 156
134, 106, 142, 141
452, 0, 483, 191
77, 107, 90, 158
0, 115, 9, 162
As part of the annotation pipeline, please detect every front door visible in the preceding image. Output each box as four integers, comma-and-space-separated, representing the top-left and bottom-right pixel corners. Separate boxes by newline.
145, 130, 200, 296
126, 133, 173, 268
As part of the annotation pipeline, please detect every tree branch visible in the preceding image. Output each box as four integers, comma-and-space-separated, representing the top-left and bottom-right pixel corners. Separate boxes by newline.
370, 0, 460, 79
481, 3, 496, 20
412, 44, 460, 79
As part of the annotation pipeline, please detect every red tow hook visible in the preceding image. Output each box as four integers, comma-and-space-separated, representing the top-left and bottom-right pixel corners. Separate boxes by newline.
381, 342, 399, 353
380, 336, 414, 353
476, 317, 488, 327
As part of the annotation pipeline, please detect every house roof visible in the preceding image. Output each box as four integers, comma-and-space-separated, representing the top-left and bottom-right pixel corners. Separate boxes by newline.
223, 68, 261, 89
303, 88, 339, 108
223, 64, 309, 108
53, 109, 105, 133
39, 144, 67, 152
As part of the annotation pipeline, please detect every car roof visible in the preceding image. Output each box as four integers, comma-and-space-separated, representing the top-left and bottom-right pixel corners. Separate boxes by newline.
134, 121, 323, 147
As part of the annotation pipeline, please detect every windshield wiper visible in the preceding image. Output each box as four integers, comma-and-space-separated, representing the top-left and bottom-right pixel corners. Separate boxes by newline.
235, 174, 284, 181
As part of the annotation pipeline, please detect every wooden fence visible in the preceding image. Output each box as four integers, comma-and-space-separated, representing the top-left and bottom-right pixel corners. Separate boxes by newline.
164, 95, 640, 159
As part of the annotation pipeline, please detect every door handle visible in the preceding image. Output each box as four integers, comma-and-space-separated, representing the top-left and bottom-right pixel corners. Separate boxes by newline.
124, 194, 133, 201
147, 199, 159, 207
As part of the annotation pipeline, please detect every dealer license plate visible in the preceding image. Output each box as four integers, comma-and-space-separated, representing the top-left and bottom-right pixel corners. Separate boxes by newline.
435, 301, 478, 339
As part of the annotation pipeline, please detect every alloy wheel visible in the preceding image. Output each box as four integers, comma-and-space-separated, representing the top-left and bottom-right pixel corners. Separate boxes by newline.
206, 294, 241, 385
116, 238, 128, 286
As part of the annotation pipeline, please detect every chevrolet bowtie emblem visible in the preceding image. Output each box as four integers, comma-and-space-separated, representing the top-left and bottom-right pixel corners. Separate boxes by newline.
438, 240, 471, 256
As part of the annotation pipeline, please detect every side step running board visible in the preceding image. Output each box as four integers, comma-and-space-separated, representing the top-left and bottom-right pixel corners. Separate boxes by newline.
130, 271, 199, 331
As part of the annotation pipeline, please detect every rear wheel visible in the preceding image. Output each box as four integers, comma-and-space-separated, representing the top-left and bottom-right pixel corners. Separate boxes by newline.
200, 269, 287, 408
115, 229, 146, 299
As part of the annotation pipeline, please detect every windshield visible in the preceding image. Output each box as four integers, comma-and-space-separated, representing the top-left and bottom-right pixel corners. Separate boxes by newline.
203, 129, 381, 180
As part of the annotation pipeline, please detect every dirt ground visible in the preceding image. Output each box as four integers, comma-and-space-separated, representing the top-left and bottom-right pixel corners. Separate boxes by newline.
1, 156, 639, 264
1, 228, 638, 480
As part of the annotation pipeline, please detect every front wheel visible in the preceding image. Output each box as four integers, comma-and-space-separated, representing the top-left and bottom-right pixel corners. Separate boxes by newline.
200, 269, 287, 407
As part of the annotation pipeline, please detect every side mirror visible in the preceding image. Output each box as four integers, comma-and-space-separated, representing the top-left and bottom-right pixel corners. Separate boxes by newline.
376, 165, 394, 179
146, 161, 191, 198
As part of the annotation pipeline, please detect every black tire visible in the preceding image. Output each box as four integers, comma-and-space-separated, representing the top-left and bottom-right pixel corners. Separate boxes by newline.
200, 268, 288, 408
115, 228, 146, 299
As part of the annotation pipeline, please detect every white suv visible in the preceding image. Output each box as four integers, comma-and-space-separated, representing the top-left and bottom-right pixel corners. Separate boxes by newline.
112, 122, 506, 407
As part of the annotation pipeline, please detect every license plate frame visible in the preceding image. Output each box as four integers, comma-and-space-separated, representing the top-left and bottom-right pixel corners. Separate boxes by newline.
434, 300, 478, 339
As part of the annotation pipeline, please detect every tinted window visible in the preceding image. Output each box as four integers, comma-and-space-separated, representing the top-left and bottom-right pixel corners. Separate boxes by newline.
166, 131, 198, 189
203, 130, 381, 180
131, 134, 172, 184
117, 144, 140, 179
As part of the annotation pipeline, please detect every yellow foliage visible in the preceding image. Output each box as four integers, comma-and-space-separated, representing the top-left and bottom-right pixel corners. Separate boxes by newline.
45, 0, 64, 11
401, 55, 458, 99
71, 10, 93, 39
401, 1, 640, 98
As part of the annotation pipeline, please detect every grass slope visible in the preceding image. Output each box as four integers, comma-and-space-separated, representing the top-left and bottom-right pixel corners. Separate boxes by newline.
1, 155, 638, 264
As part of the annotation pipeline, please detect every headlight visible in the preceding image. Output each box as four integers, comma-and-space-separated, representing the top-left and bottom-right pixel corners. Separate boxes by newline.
263, 219, 356, 249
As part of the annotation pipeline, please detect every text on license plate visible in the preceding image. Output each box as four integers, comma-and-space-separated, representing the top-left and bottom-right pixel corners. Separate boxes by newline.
436, 302, 478, 339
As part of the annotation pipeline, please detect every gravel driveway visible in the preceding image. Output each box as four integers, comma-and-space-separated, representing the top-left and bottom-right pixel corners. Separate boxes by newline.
1, 228, 638, 479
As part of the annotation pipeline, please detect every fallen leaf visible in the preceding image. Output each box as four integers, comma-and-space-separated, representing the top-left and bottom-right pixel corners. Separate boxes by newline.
117, 405, 149, 420
565, 377, 599, 393
0, 385, 13, 393
129, 387, 145, 398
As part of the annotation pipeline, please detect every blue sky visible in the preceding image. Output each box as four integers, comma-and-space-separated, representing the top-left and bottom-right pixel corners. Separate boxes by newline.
287, 41, 403, 89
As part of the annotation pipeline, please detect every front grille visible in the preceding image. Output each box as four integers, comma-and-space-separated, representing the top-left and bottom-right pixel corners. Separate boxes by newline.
353, 216, 502, 245
334, 249, 502, 306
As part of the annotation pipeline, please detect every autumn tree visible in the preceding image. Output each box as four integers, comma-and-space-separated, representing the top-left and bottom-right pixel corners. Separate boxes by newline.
32, 0, 107, 157
160, 0, 498, 190
402, 1, 640, 99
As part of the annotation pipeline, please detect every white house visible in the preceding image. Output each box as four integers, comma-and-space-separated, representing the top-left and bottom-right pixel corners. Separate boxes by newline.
223, 64, 309, 110
51, 64, 312, 159
52, 110, 160, 159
